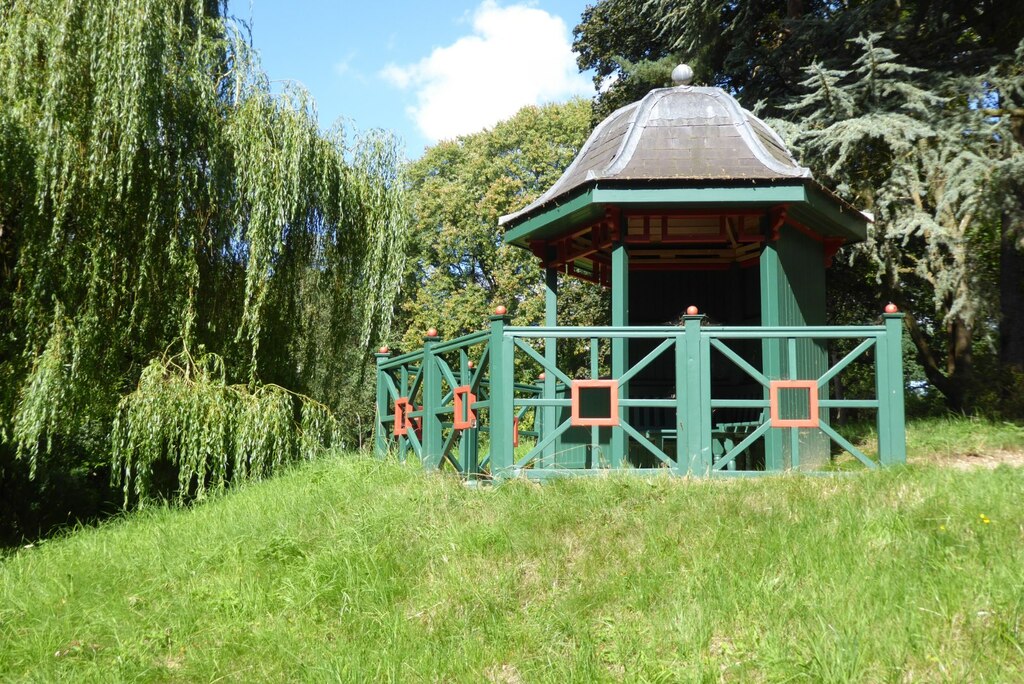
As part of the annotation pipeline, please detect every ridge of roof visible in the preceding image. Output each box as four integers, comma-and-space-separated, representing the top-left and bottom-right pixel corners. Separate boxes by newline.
500, 85, 812, 228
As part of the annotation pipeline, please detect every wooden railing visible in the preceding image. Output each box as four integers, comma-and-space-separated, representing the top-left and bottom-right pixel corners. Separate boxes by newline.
375, 311, 906, 479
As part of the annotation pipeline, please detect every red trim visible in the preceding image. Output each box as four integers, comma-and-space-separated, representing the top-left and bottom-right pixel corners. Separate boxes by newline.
767, 207, 787, 242
393, 397, 410, 436
453, 385, 476, 430
823, 238, 844, 267
570, 379, 620, 427
769, 380, 820, 429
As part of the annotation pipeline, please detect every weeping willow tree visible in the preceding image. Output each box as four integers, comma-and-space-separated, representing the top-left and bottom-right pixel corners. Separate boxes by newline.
0, 0, 410, 507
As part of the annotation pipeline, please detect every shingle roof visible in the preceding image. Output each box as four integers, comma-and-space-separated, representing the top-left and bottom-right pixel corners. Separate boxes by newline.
500, 85, 812, 227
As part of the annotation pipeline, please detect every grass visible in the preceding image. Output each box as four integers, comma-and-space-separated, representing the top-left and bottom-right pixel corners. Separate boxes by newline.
839, 415, 1024, 468
2, 447, 1023, 682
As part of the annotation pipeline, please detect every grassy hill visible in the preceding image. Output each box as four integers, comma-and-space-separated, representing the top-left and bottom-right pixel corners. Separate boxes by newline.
2, 429, 1024, 681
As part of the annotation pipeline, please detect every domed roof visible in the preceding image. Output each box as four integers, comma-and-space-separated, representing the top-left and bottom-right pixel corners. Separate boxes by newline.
500, 84, 811, 227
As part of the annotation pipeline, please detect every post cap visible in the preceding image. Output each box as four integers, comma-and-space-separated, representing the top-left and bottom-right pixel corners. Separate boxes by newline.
884, 303, 899, 314
378, 346, 389, 354
467, 360, 474, 369
538, 372, 546, 380
494, 305, 507, 315
426, 327, 438, 338
685, 305, 699, 316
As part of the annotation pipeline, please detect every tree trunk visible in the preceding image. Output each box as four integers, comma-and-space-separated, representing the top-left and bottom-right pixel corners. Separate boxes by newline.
899, 308, 973, 413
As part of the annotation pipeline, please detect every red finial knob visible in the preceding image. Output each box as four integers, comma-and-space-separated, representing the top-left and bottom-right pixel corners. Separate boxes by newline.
494, 305, 507, 315
378, 346, 389, 354
467, 360, 474, 369
686, 305, 699, 316
884, 303, 899, 314
538, 372, 546, 380
427, 327, 438, 337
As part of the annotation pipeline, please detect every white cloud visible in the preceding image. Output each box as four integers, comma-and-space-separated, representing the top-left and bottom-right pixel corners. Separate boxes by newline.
379, 1, 591, 142
333, 52, 356, 77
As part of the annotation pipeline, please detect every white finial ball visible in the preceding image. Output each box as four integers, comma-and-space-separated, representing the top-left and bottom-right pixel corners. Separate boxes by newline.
672, 64, 694, 86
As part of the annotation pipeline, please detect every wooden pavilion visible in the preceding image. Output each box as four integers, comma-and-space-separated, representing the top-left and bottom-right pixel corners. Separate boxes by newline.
375, 66, 906, 478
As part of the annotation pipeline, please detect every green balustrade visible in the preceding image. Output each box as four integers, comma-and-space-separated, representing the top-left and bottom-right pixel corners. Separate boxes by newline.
374, 316, 907, 479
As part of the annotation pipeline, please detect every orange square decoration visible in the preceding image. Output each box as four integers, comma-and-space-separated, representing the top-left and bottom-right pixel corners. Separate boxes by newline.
393, 397, 411, 436
768, 380, 819, 428
570, 379, 620, 427
453, 385, 476, 430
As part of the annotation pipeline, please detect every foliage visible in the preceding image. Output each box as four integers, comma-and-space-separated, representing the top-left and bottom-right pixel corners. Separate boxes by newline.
397, 100, 607, 358
572, 0, 679, 121
111, 344, 340, 505
775, 32, 1018, 410
574, 0, 1024, 415
2, 452, 1023, 679
0, 0, 409, 514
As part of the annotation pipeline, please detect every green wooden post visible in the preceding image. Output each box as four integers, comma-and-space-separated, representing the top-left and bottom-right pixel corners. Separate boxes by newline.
677, 313, 707, 474
698, 328, 714, 472
374, 349, 392, 456
590, 336, 600, 468
878, 312, 907, 465
489, 311, 514, 478
542, 268, 558, 467
421, 332, 443, 469
610, 243, 629, 468
787, 336, 800, 470
760, 244, 785, 471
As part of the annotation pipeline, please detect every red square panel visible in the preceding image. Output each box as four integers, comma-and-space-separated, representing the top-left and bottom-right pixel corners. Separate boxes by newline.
571, 379, 620, 427
393, 396, 410, 436
769, 380, 820, 428
453, 385, 476, 430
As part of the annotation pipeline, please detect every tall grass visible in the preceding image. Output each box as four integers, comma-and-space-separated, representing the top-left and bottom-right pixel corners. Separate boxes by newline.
2, 454, 1022, 681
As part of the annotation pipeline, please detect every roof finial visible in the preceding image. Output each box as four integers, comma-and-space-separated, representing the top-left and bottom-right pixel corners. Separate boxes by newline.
671, 63, 694, 86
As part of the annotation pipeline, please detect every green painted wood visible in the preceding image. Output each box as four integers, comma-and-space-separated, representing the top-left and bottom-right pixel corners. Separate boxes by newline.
713, 422, 772, 471
611, 242, 629, 469
513, 337, 573, 386
504, 326, 885, 338
698, 329, 714, 474
502, 190, 601, 245
820, 422, 878, 469
377, 348, 424, 369
375, 317, 907, 478
374, 352, 392, 456
760, 244, 784, 471
514, 398, 572, 407
759, 225, 831, 470
591, 337, 600, 469
680, 316, 705, 473
543, 268, 558, 467
516, 418, 573, 468
421, 335, 444, 469
709, 337, 769, 387
620, 398, 676, 408
710, 399, 770, 409
619, 338, 674, 385
619, 420, 674, 467
503, 184, 868, 247
488, 314, 514, 478
879, 313, 907, 465
430, 330, 490, 355
817, 338, 877, 387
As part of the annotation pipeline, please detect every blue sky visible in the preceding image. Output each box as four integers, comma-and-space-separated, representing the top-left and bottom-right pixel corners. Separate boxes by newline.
248, 0, 596, 159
